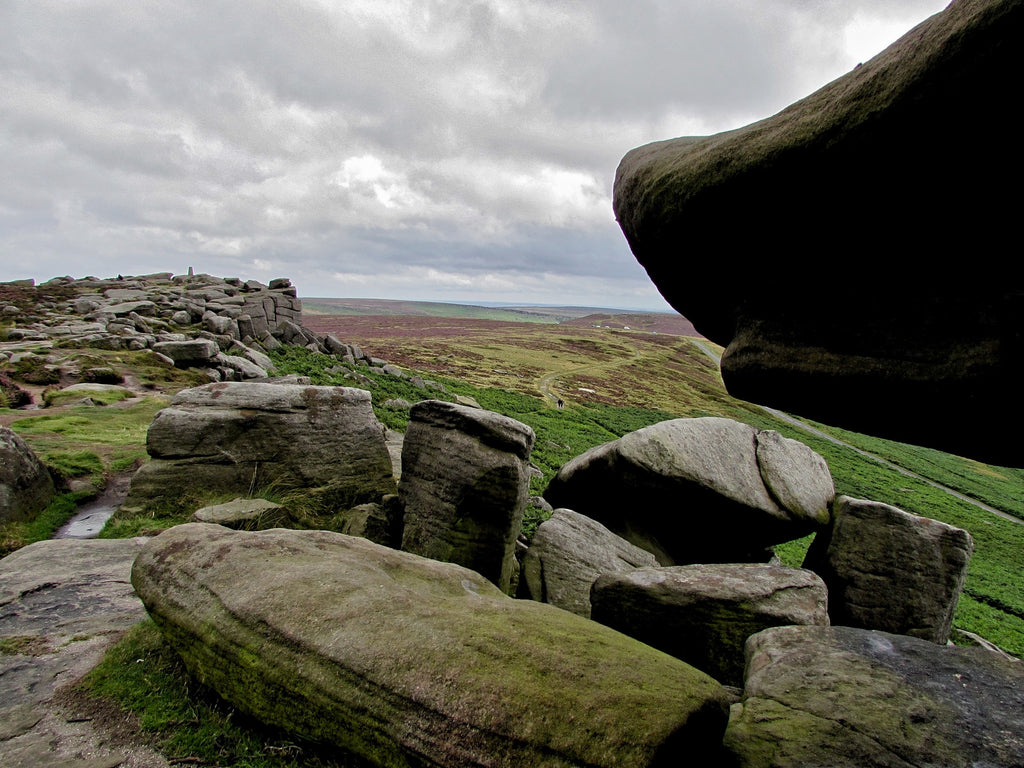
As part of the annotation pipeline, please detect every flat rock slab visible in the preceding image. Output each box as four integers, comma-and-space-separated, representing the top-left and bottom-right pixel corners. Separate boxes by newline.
0, 538, 165, 767
724, 625, 1024, 767
191, 497, 290, 529
133, 524, 731, 767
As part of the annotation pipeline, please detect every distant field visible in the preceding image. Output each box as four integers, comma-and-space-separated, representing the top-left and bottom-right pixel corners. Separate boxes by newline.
302, 298, 700, 335
302, 313, 718, 412
303, 297, 574, 323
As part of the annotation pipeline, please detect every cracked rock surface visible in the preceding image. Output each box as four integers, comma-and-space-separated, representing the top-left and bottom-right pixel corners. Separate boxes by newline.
0, 538, 167, 768
723, 624, 1024, 767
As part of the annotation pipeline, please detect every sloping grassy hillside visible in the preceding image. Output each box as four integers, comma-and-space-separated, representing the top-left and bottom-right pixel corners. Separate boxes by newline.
268, 338, 1024, 659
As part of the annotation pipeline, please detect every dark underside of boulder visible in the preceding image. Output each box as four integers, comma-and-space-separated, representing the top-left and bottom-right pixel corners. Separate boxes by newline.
612, 0, 1024, 466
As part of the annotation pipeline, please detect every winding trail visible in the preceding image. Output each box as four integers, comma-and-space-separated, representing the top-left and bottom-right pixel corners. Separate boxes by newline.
688, 339, 1024, 527
536, 337, 643, 407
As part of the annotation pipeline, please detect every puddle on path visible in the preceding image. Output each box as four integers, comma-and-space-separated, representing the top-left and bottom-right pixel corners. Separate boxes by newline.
52, 472, 132, 540
55, 504, 118, 538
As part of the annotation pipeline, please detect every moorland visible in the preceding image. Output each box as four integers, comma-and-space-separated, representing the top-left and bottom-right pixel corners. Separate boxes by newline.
2, 297, 1023, 766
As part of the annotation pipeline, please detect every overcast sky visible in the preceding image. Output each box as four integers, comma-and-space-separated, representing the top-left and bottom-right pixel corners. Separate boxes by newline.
1, 0, 949, 309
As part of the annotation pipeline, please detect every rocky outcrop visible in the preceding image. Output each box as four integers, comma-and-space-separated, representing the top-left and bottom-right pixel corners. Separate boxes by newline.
518, 508, 658, 618
399, 400, 536, 592
132, 524, 731, 768
590, 565, 829, 686
612, 0, 1024, 467
544, 417, 834, 564
123, 382, 396, 517
723, 625, 1024, 767
0, 273, 389, 395
803, 495, 973, 644
0, 427, 55, 525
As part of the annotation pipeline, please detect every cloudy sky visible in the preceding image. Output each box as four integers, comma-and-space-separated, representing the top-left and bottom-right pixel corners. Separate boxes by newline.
1, 0, 949, 309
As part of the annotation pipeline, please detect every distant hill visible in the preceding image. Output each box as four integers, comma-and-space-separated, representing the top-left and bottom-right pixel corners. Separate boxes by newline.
303, 298, 699, 335
563, 312, 700, 336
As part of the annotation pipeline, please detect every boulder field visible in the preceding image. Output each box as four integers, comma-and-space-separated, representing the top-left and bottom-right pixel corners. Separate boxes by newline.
114, 376, 1015, 766
4, 265, 1016, 766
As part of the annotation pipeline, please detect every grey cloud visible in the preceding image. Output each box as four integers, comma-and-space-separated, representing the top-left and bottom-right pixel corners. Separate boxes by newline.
0, 0, 949, 308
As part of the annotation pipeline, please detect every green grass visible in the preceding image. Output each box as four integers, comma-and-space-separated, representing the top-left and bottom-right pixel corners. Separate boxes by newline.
0, 491, 90, 557
43, 385, 134, 408
7, 396, 166, 485
800, 422, 1024, 521
44, 450, 105, 482
79, 619, 365, 767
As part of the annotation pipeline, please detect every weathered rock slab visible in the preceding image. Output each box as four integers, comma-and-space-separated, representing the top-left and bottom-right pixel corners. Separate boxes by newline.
544, 417, 833, 564
124, 382, 396, 516
723, 625, 1024, 767
0, 538, 159, 767
518, 508, 658, 617
803, 496, 972, 644
132, 524, 731, 768
591, 564, 828, 686
400, 399, 536, 592
150, 339, 219, 366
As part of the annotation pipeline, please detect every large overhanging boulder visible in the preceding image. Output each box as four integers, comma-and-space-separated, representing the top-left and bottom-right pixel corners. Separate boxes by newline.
612, 0, 1023, 466
131, 524, 731, 767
